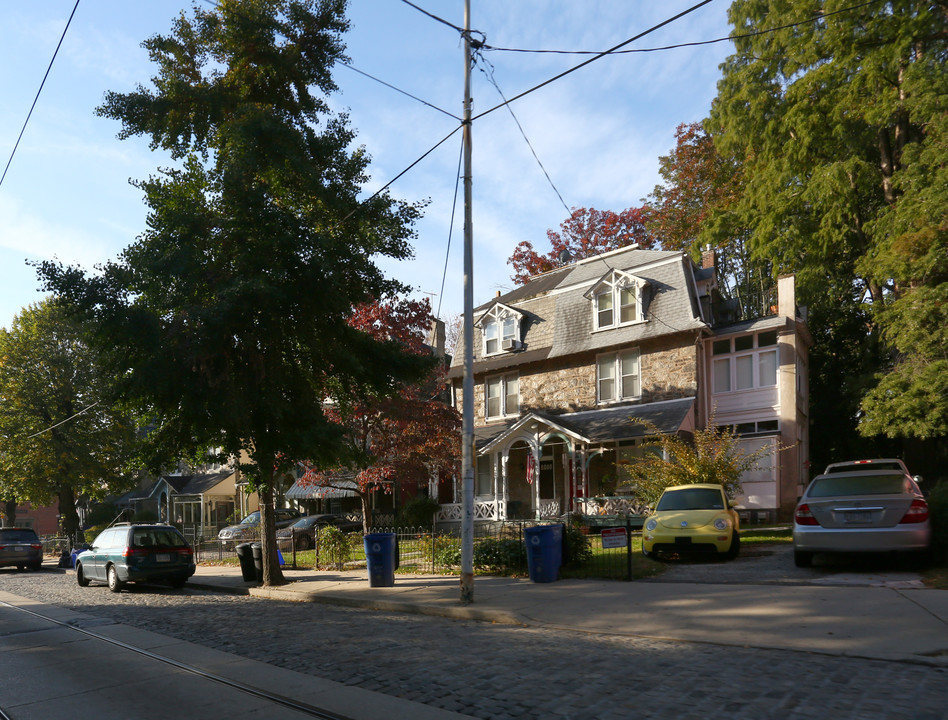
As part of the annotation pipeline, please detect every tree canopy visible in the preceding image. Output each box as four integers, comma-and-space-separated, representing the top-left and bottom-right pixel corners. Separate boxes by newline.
36, 0, 429, 584
708, 0, 948, 442
0, 300, 140, 540
301, 297, 460, 532
508, 206, 653, 285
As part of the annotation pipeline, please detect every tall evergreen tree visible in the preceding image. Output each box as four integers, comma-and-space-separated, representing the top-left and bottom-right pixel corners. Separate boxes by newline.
37, 0, 428, 584
709, 0, 948, 445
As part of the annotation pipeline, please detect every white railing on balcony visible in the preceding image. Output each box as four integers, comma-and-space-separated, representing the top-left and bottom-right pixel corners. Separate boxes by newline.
537, 499, 561, 519
435, 501, 500, 522
575, 496, 648, 517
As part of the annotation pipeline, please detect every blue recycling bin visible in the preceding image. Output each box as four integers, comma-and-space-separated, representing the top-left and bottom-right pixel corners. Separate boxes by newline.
524, 524, 564, 583
364, 532, 397, 587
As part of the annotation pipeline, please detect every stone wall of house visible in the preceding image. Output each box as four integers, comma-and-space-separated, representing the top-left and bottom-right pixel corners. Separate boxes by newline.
453, 339, 699, 422
640, 342, 698, 402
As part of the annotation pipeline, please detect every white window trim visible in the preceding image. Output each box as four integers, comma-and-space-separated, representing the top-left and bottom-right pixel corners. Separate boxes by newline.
485, 372, 520, 419
477, 303, 523, 356
596, 348, 641, 404
586, 270, 648, 332
712, 338, 779, 395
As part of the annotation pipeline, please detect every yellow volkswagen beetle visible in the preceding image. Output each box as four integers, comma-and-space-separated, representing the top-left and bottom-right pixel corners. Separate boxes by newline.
641, 483, 740, 560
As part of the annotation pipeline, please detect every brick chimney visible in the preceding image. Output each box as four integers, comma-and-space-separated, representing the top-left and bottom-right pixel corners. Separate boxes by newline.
701, 245, 715, 270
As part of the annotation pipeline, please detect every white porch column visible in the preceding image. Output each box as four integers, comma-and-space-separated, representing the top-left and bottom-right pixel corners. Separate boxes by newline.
500, 451, 509, 521
533, 446, 541, 520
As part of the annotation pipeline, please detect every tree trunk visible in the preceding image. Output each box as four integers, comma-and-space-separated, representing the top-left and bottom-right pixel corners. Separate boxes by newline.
2, 500, 16, 527
360, 492, 373, 535
58, 486, 81, 545
259, 479, 286, 587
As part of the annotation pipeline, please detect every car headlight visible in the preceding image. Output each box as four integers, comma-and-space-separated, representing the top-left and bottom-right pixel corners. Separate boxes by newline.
645, 519, 657, 531
713, 517, 730, 531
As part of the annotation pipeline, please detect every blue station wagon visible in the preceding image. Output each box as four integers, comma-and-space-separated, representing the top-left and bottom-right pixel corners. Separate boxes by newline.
76, 523, 195, 592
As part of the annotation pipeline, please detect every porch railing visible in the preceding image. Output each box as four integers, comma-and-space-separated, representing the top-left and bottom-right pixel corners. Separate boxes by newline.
575, 496, 649, 517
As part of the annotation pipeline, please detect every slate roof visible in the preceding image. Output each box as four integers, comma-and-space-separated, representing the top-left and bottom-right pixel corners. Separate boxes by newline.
162, 471, 235, 496
451, 247, 707, 378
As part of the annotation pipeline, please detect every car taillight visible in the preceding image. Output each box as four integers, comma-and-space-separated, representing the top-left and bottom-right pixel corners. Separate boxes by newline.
123, 547, 149, 558
794, 504, 819, 526
899, 499, 929, 524
179, 547, 193, 557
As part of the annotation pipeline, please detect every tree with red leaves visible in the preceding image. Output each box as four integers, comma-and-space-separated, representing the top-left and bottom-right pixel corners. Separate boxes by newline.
508, 206, 654, 285
299, 297, 460, 532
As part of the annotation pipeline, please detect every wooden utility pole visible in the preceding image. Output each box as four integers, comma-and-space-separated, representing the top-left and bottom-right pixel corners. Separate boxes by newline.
459, 0, 475, 603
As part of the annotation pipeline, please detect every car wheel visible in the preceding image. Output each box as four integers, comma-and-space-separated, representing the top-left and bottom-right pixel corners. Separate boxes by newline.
296, 534, 312, 551
30, 561, 42, 571
641, 545, 655, 560
725, 531, 740, 560
107, 565, 125, 593
16, 565, 25, 571
76, 562, 90, 587
794, 550, 813, 568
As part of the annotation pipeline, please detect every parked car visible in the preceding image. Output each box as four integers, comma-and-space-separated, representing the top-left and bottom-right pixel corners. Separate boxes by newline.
641, 484, 740, 560
75, 523, 195, 592
793, 469, 931, 568
276, 514, 362, 550
217, 509, 302, 545
824, 458, 911, 474
0, 527, 44, 571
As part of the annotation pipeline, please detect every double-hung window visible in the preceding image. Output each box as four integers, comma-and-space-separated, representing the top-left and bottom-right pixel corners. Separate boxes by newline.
479, 303, 522, 355
588, 270, 646, 331
486, 373, 519, 419
597, 349, 640, 403
712, 331, 778, 393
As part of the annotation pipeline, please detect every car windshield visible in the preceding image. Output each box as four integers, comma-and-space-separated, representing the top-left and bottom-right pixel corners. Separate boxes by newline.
656, 487, 725, 511
808, 473, 909, 498
0, 529, 38, 542
290, 517, 317, 529
238, 513, 261, 526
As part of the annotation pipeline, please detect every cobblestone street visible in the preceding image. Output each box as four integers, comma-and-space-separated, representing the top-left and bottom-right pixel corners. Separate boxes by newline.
1, 569, 944, 720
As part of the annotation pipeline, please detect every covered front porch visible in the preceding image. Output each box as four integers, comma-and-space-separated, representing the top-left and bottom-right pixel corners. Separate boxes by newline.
435, 397, 695, 523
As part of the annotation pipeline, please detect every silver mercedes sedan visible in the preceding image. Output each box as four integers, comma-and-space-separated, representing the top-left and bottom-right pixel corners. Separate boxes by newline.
793, 469, 931, 568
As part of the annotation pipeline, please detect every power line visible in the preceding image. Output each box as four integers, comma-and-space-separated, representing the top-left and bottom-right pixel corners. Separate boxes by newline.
0, 0, 81, 192
397, 0, 465, 33
341, 63, 460, 120
26, 400, 100, 440
471, 0, 714, 123
481, 0, 886, 56
475, 54, 570, 216
436, 136, 465, 319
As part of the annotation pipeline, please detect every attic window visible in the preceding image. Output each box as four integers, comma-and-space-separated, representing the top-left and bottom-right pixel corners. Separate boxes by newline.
586, 271, 647, 331
478, 303, 523, 355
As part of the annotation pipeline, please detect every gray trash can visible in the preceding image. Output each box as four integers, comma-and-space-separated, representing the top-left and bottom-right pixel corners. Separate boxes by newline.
250, 542, 263, 583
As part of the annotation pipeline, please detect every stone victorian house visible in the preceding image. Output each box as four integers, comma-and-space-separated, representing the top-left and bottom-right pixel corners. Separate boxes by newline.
443, 245, 810, 523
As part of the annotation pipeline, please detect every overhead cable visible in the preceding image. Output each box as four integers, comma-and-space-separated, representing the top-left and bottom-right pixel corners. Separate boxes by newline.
436, 136, 465, 319
341, 63, 461, 120
481, 0, 886, 56
472, 0, 713, 123
0, 0, 81, 191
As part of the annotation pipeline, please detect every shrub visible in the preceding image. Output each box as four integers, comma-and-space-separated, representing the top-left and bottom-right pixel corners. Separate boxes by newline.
397, 495, 440, 529
473, 538, 525, 570
562, 524, 592, 566
317, 525, 358, 570
421, 534, 461, 567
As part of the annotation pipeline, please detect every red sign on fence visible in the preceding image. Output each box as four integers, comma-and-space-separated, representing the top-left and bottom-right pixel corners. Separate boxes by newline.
600, 527, 628, 549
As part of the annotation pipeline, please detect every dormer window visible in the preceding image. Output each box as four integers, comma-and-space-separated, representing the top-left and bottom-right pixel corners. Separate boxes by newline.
586, 270, 647, 331
478, 303, 523, 356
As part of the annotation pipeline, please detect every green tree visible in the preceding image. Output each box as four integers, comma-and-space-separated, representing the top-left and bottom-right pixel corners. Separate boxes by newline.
0, 300, 140, 542
301, 297, 460, 533
709, 1, 948, 442
619, 420, 775, 507
36, 0, 428, 585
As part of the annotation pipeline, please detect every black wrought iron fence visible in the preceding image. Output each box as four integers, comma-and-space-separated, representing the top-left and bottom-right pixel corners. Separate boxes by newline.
192, 518, 643, 581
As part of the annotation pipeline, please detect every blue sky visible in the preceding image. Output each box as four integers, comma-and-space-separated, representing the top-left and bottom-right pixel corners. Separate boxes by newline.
0, 1, 734, 330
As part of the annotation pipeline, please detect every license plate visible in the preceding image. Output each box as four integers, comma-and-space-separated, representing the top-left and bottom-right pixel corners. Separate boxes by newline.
674, 537, 692, 545
156, 553, 171, 563
844, 511, 873, 524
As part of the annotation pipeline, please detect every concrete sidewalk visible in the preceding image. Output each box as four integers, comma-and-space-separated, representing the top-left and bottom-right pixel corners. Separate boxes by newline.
190, 563, 948, 667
